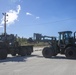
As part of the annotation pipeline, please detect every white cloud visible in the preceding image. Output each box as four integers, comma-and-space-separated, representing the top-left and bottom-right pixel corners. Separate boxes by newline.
0, 5, 21, 26
36, 16, 40, 19
17, 5, 21, 14
26, 12, 40, 19
26, 12, 33, 16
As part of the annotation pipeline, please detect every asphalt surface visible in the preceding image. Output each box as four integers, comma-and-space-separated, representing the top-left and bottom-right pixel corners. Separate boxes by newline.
0, 47, 76, 75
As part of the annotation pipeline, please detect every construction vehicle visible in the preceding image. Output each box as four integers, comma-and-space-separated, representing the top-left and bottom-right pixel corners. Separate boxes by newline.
0, 34, 33, 59
42, 31, 76, 59
33, 33, 55, 43
0, 13, 33, 59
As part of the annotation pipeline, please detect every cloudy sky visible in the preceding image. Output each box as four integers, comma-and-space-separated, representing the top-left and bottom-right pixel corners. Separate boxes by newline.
0, 0, 76, 38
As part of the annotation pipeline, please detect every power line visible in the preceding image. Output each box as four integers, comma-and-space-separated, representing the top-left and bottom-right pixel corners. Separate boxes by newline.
27, 17, 76, 26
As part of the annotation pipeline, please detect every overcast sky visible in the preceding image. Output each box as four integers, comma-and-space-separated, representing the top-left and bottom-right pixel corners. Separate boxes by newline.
0, 0, 76, 38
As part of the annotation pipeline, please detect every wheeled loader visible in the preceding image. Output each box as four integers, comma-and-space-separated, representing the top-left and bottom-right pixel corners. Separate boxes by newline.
42, 31, 76, 59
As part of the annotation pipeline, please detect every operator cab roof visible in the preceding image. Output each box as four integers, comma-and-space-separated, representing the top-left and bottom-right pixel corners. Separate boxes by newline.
58, 31, 72, 34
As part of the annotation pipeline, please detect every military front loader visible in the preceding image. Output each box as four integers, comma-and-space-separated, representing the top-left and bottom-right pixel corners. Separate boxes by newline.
42, 31, 76, 59
0, 13, 33, 60
0, 34, 33, 59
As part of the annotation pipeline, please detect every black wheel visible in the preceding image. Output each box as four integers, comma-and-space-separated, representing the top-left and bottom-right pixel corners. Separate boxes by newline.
11, 50, 16, 56
26, 48, 31, 55
11, 53, 16, 56
20, 47, 27, 56
52, 46, 58, 56
65, 47, 76, 59
42, 47, 53, 58
53, 53, 58, 56
0, 49, 7, 59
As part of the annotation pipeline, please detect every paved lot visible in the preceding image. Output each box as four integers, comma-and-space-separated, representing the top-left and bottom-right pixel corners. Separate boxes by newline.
0, 47, 76, 75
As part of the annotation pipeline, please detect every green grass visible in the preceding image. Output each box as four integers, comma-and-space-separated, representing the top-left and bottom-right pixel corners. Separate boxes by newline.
20, 42, 49, 47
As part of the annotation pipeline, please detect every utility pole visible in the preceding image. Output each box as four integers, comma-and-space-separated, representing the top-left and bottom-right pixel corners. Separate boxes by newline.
2, 13, 8, 37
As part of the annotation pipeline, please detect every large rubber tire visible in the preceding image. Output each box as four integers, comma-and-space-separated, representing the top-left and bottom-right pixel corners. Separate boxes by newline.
65, 47, 76, 59
20, 47, 27, 56
0, 49, 7, 59
26, 48, 31, 55
11, 53, 16, 56
11, 49, 16, 56
52, 47, 58, 56
42, 47, 53, 58
53, 53, 58, 56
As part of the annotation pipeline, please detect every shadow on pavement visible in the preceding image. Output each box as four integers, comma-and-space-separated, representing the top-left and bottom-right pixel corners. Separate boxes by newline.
50, 56, 76, 60
36, 55, 76, 60
0, 56, 26, 63
50, 56, 66, 59
0, 54, 76, 63
0, 55, 37, 63
0, 54, 44, 63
